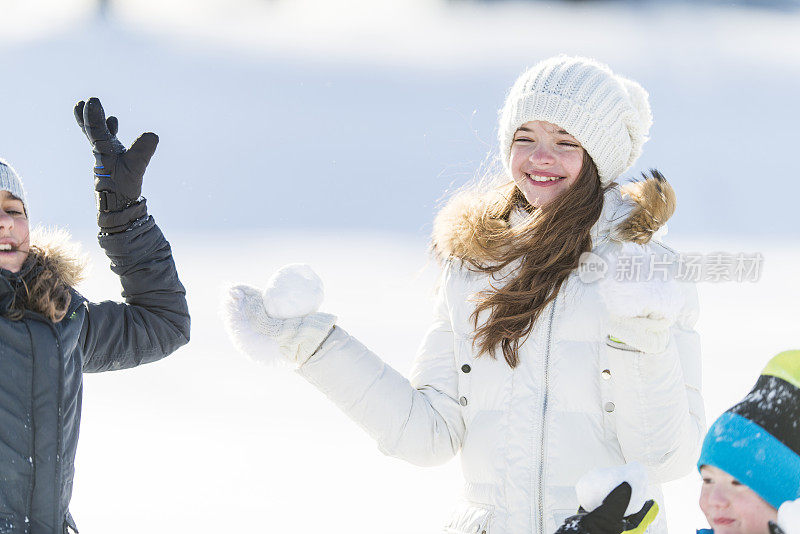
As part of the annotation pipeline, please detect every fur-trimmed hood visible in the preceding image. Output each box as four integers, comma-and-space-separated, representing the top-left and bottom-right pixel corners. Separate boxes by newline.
26, 227, 87, 288
431, 172, 676, 264
0, 228, 87, 321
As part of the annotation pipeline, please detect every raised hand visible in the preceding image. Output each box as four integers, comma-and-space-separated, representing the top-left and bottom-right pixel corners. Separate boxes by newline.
74, 97, 158, 232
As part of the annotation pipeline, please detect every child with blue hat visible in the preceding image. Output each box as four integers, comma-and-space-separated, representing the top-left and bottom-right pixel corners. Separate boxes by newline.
697, 350, 800, 534
552, 351, 799, 534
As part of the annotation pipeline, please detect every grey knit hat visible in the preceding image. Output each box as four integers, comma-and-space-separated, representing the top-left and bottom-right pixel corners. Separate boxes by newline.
499, 55, 653, 185
0, 158, 28, 214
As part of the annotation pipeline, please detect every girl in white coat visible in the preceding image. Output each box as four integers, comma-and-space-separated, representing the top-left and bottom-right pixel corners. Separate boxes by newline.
224, 55, 705, 534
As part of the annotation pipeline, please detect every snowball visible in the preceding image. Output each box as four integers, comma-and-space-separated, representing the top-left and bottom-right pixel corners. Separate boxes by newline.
779, 498, 800, 534
576, 461, 650, 516
263, 264, 325, 319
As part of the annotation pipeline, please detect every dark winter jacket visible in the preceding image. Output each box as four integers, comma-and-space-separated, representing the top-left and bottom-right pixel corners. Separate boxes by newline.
0, 217, 190, 534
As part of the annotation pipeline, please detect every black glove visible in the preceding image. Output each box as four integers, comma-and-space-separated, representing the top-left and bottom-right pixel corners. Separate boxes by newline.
555, 483, 659, 534
74, 97, 158, 233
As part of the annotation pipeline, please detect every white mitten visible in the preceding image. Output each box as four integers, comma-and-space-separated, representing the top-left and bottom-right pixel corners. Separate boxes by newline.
598, 242, 684, 354
222, 264, 337, 367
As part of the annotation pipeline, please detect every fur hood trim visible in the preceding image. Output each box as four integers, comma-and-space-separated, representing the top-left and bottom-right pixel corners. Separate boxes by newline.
607, 171, 676, 245
432, 171, 676, 263
28, 226, 87, 288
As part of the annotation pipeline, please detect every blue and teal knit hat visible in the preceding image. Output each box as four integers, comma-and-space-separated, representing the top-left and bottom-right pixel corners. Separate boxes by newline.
698, 350, 800, 510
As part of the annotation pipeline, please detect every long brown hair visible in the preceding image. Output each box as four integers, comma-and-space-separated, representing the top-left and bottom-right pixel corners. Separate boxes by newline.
433, 151, 608, 368
3, 228, 86, 323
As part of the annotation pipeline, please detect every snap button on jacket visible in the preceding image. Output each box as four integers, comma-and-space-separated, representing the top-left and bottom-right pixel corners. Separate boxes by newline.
297, 186, 705, 534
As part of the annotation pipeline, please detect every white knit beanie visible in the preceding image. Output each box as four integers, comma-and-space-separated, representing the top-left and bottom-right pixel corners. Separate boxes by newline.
499, 55, 653, 185
0, 158, 28, 214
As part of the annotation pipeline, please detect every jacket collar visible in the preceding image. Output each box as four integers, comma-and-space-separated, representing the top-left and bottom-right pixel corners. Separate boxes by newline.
0, 272, 15, 313
433, 173, 675, 265
0, 234, 86, 320
0, 261, 36, 315
591, 185, 631, 244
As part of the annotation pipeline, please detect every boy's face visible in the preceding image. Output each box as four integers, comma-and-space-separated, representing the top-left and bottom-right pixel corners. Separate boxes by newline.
700, 465, 777, 534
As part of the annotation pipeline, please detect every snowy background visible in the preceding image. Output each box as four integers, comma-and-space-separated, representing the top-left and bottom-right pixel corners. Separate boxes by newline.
1, 0, 799, 532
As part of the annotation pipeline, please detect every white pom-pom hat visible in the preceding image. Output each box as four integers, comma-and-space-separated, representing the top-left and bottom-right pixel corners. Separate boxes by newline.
498, 55, 653, 185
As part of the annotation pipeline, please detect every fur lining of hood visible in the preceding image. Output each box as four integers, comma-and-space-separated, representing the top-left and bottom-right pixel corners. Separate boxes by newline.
0, 227, 87, 322
609, 171, 676, 245
432, 171, 676, 263
27, 226, 87, 288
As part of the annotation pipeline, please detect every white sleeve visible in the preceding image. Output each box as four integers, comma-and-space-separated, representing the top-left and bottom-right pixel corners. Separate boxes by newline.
606, 280, 706, 483
296, 267, 465, 467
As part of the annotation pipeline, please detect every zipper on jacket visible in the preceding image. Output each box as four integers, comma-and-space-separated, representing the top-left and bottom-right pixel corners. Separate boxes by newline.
537, 296, 558, 534
46, 321, 66, 532
23, 323, 37, 533
25, 311, 68, 531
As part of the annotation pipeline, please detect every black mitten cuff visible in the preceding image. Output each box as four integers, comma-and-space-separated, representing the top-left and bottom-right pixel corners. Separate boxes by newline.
98, 198, 148, 234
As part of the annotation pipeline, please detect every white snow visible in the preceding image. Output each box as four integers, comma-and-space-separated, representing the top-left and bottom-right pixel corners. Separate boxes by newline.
779, 499, 800, 534
262, 263, 325, 319
576, 462, 650, 517
740, 378, 793, 412
1, 1, 800, 533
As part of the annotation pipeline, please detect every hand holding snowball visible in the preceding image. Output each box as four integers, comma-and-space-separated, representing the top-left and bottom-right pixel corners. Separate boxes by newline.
555, 462, 659, 534
223, 264, 336, 367
576, 462, 650, 516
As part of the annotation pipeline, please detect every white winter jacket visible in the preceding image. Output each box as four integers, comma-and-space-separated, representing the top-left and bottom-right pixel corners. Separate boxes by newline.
297, 184, 705, 534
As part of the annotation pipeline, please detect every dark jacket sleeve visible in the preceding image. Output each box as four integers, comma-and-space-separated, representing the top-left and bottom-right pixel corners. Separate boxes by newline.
80, 216, 190, 373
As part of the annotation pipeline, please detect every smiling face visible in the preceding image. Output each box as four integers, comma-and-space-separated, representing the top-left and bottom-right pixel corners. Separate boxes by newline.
0, 190, 30, 273
509, 120, 585, 208
699, 466, 777, 534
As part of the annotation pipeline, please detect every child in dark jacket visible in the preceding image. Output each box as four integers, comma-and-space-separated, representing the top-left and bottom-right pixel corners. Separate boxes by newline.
0, 98, 190, 533
553, 351, 799, 534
